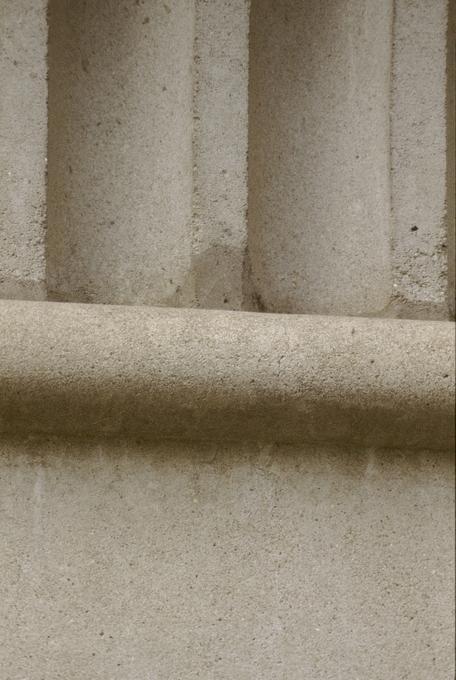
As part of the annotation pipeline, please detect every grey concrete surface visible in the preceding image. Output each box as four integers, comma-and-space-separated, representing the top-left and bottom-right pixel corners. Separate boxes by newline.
0, 435, 454, 680
248, 0, 393, 316
0, 300, 454, 450
0, 5, 454, 677
448, 0, 456, 320
1, 1, 454, 318
191, 0, 250, 311
391, 0, 455, 320
0, 0, 47, 301
46, 0, 250, 310
46, 0, 195, 305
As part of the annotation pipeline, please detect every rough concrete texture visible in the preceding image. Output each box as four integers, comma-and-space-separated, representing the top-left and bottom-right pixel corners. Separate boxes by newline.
391, 0, 455, 320
2, 1, 454, 318
0, 436, 454, 680
46, 0, 195, 305
0, 4, 455, 676
0, 300, 454, 450
0, 0, 47, 301
448, 0, 456, 319
191, 0, 250, 310
248, 0, 393, 316
46, 0, 250, 310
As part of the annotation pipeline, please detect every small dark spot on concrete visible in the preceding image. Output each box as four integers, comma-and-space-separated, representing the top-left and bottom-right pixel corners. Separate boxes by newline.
13, 59, 18, 66
411, 225, 418, 232
351, 327, 356, 335
96, 121, 101, 127
223, 297, 228, 303
162, 85, 167, 91
116, 118, 122, 125
110, 220, 115, 226
68, 165, 73, 174
370, 359, 375, 364
355, 154, 359, 159
99, 631, 104, 636
443, 374, 449, 378
81, 58, 89, 74
163, 3, 171, 13
143, 16, 150, 24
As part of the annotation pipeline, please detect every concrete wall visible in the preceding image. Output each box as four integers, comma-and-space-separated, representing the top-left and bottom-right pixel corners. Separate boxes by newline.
0, 2, 454, 678
248, 0, 393, 316
46, 0, 195, 306
391, 0, 455, 319
248, 0, 454, 318
2, 1, 453, 317
0, 299, 453, 678
46, 0, 250, 309
0, 436, 454, 679
0, 0, 47, 301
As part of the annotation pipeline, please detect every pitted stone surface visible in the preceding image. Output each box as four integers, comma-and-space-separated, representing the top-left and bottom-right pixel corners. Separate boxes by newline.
0, 437, 453, 680
0, 301, 453, 450
0, 0, 47, 301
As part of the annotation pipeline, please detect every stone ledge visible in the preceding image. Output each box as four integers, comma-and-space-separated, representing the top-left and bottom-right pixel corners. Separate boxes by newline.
0, 300, 454, 450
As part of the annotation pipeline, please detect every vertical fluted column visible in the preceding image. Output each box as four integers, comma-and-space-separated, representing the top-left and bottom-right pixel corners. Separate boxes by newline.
46, 0, 251, 310
248, 0, 393, 316
46, 0, 195, 306
0, 0, 47, 300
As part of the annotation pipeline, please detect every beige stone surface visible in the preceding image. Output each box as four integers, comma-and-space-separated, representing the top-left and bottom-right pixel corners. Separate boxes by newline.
248, 0, 393, 316
46, 0, 250, 310
0, 300, 454, 450
46, 0, 195, 305
0, 0, 47, 301
191, 0, 250, 310
391, 0, 455, 320
0, 4, 454, 677
1, 2, 453, 317
0, 435, 454, 679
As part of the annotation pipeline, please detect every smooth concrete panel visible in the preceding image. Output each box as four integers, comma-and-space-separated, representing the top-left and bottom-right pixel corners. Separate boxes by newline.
0, 0, 47, 300
391, 0, 455, 319
0, 436, 454, 679
191, 0, 250, 310
248, 0, 392, 315
46, 0, 195, 305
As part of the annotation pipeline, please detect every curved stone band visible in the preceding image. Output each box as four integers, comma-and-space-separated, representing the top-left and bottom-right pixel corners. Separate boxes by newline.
0, 300, 454, 450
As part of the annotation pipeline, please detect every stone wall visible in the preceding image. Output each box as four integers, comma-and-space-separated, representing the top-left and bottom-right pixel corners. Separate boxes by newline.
1, 436, 453, 679
0, 1, 454, 678
1, 0, 454, 316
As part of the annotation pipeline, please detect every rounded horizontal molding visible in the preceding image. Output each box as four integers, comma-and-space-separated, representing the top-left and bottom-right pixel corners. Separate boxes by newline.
0, 300, 453, 450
